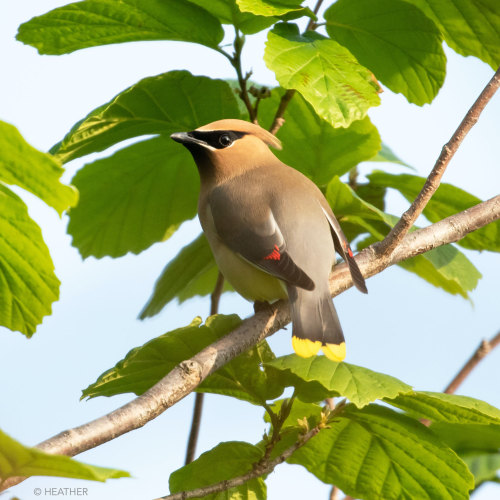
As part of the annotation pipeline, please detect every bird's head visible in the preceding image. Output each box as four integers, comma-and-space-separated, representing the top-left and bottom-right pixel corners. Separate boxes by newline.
171, 119, 282, 181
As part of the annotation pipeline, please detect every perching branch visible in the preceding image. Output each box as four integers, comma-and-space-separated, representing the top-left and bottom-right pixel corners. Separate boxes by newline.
377, 65, 500, 256
444, 330, 500, 394
2, 194, 499, 493
184, 273, 225, 465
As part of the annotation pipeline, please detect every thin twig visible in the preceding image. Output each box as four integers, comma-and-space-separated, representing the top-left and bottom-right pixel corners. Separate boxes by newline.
377, 66, 500, 256
330, 485, 341, 500
156, 426, 321, 500
444, 330, 500, 394
2, 195, 500, 492
184, 272, 225, 464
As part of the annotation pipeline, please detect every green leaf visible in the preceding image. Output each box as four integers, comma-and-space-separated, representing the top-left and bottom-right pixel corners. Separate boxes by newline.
52, 71, 241, 163
386, 391, 500, 424
169, 441, 265, 499
237, 0, 306, 17
369, 142, 415, 170
368, 171, 500, 252
325, 0, 446, 105
259, 89, 381, 186
188, 0, 276, 34
264, 23, 380, 128
83, 315, 283, 405
0, 429, 129, 483
430, 423, 500, 454
398, 245, 482, 299
67, 137, 198, 258
139, 233, 233, 319
406, 0, 500, 70
0, 121, 77, 214
462, 451, 500, 487
0, 185, 60, 337
288, 404, 474, 499
17, 0, 224, 55
265, 355, 412, 407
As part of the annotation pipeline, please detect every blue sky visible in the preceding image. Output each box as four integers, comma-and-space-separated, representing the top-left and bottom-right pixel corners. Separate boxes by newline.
1, 1, 500, 499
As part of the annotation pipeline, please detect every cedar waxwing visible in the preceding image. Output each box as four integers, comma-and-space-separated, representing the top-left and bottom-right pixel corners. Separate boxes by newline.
171, 119, 367, 362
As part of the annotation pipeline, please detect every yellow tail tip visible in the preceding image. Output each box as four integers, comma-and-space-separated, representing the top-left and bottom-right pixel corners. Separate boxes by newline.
292, 337, 321, 358
322, 342, 346, 362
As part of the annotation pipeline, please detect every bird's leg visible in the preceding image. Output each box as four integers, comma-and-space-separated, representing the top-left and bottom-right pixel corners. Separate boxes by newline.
253, 300, 272, 313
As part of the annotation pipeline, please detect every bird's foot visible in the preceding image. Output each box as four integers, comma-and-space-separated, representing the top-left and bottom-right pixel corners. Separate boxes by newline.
253, 300, 272, 314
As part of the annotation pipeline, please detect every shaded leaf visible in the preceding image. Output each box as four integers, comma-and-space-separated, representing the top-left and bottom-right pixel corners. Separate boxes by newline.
0, 429, 129, 482
139, 233, 233, 319
82, 315, 283, 405
169, 441, 265, 499
289, 404, 474, 499
264, 23, 380, 128
369, 142, 415, 170
67, 136, 198, 258
406, 0, 500, 70
431, 423, 500, 454
52, 71, 241, 163
368, 171, 500, 252
0, 121, 77, 214
265, 355, 412, 407
0, 185, 60, 337
386, 391, 500, 424
17, 0, 224, 54
325, 0, 446, 105
462, 451, 500, 487
189, 0, 276, 34
259, 89, 381, 186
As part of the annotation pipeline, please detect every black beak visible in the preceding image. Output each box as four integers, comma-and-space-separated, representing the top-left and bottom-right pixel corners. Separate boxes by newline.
170, 131, 208, 149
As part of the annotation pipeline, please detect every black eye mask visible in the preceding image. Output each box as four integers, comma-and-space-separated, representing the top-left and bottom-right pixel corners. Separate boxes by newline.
188, 130, 247, 149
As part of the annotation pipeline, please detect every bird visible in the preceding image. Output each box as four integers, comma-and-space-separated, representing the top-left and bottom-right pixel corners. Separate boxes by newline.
170, 119, 367, 362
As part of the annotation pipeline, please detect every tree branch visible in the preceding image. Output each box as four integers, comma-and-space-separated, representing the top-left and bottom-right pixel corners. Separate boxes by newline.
2, 195, 499, 492
444, 330, 500, 394
377, 66, 500, 256
184, 272, 225, 464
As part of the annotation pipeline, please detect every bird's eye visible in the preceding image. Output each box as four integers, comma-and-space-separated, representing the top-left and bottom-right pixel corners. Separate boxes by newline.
219, 134, 233, 147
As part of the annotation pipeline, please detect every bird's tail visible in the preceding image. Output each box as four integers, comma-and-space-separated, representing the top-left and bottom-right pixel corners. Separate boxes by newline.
287, 285, 346, 362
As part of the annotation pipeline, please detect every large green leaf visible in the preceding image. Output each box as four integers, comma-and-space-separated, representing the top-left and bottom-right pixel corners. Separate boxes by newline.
0, 429, 129, 483
139, 233, 233, 319
258, 89, 381, 186
288, 404, 474, 499
369, 142, 415, 170
188, 0, 276, 34
264, 23, 380, 128
325, 0, 446, 105
67, 136, 198, 258
17, 0, 224, 54
265, 355, 412, 407
368, 171, 500, 252
169, 441, 265, 499
52, 71, 241, 163
386, 391, 500, 424
0, 185, 60, 337
237, 0, 305, 17
82, 315, 283, 405
406, 0, 500, 69
325, 177, 482, 299
0, 121, 77, 215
